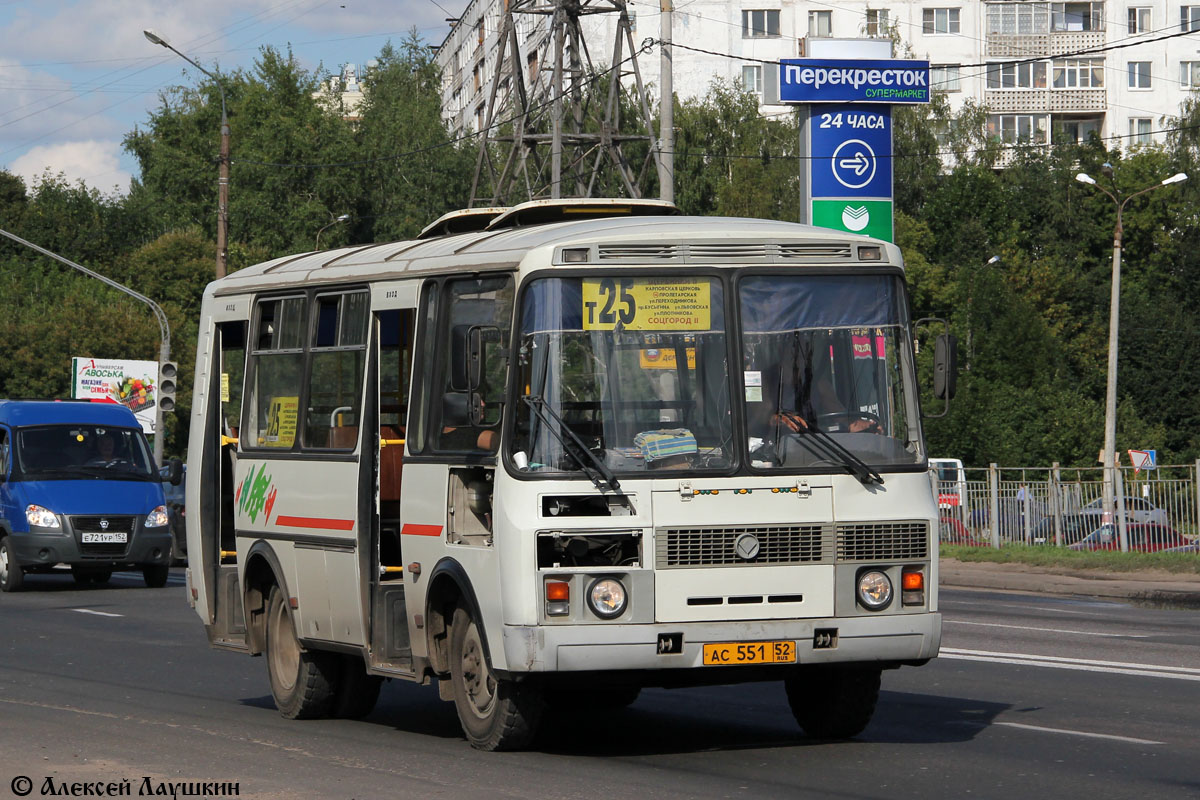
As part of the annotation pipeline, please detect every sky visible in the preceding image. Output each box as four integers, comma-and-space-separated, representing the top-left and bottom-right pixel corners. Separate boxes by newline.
0, 0, 463, 195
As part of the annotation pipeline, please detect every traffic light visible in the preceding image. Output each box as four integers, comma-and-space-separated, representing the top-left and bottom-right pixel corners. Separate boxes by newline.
158, 361, 178, 413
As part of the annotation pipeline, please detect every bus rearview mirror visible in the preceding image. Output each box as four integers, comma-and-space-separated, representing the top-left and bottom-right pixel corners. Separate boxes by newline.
933, 334, 958, 400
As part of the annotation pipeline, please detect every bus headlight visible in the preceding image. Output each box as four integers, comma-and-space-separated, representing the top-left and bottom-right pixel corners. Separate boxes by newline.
856, 570, 893, 611
587, 578, 628, 619
26, 504, 61, 530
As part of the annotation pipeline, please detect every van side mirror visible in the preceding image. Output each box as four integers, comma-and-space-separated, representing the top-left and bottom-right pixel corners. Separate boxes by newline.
163, 457, 183, 486
933, 334, 958, 400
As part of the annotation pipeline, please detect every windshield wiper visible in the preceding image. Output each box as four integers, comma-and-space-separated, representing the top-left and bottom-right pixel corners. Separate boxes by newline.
521, 395, 621, 492
799, 428, 883, 486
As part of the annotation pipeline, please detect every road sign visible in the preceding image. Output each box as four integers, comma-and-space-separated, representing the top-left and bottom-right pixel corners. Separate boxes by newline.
811, 199, 893, 239
1128, 449, 1157, 473
810, 105, 891, 198
780, 59, 931, 104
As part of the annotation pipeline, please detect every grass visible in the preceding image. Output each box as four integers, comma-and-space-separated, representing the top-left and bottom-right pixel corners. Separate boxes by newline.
940, 543, 1200, 575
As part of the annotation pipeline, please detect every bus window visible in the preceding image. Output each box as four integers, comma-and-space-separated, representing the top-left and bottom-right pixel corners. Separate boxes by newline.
245, 296, 306, 450
220, 322, 247, 437
304, 290, 369, 449
430, 276, 513, 453
379, 308, 414, 430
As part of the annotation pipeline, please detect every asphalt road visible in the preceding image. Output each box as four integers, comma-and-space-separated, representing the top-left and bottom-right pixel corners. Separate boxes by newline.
1, 569, 1198, 800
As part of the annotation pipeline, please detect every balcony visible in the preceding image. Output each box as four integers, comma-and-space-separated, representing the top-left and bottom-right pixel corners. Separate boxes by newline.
985, 88, 1106, 113
986, 30, 1104, 58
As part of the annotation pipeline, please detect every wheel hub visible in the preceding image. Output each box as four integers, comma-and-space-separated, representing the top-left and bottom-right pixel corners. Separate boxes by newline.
269, 599, 300, 693
461, 624, 497, 718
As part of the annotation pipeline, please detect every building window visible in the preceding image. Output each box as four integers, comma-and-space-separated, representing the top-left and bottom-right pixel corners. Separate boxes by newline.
866, 8, 890, 37
742, 9, 780, 38
1056, 117, 1102, 142
1127, 61, 1151, 88
742, 64, 764, 96
1051, 2, 1104, 31
923, 8, 961, 34
1052, 58, 1104, 88
627, 12, 637, 32
475, 104, 486, 131
809, 10, 833, 37
987, 3, 1048, 34
1129, 117, 1153, 144
1127, 7, 1151, 33
1183, 6, 1200, 32
987, 61, 1048, 89
1182, 61, 1200, 88
931, 64, 961, 92
987, 114, 1048, 143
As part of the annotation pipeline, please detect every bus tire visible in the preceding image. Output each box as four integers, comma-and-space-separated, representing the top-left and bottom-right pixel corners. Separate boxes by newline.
546, 684, 640, 710
0, 537, 24, 592
143, 564, 170, 588
448, 606, 543, 751
334, 655, 384, 719
266, 585, 337, 719
785, 666, 880, 740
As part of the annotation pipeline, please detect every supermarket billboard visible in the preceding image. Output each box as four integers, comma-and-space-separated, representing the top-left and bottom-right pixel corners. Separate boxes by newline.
71, 357, 159, 433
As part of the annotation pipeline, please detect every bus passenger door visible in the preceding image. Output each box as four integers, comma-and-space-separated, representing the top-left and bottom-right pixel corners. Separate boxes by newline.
367, 287, 417, 672
195, 314, 249, 649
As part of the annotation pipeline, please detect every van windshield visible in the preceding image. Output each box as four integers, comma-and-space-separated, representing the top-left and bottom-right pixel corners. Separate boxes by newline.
14, 425, 156, 481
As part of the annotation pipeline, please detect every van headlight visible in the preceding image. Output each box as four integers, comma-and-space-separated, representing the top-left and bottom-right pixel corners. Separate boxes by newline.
856, 569, 893, 611
587, 578, 628, 619
26, 504, 62, 530
144, 505, 169, 528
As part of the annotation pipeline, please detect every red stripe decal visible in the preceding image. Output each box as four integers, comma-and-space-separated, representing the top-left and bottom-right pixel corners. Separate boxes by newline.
401, 523, 444, 537
275, 515, 355, 531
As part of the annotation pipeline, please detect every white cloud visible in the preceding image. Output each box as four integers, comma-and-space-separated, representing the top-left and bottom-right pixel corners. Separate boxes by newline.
8, 140, 132, 193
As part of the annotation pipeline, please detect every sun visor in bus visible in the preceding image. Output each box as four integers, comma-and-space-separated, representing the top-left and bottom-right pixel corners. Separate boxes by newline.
739, 275, 901, 332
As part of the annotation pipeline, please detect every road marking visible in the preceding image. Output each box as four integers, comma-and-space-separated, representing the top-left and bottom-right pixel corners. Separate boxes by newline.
945, 620, 1148, 638
993, 722, 1163, 745
941, 647, 1200, 681
72, 609, 123, 618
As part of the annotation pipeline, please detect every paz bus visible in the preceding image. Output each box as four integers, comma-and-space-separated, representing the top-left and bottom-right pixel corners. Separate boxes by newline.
184, 199, 953, 750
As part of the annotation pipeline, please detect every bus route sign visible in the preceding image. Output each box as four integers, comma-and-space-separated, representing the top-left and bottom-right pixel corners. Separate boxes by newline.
582, 278, 711, 331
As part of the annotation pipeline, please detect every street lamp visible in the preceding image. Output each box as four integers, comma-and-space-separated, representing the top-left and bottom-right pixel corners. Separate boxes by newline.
965, 255, 1001, 369
315, 214, 351, 250
144, 28, 230, 279
1075, 167, 1187, 548
0, 228, 171, 466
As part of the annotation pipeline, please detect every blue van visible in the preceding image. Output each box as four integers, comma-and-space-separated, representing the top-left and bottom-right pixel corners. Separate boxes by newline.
0, 400, 181, 591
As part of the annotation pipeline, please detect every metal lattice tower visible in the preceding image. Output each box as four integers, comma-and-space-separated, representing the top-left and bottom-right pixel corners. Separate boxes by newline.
468, 0, 660, 205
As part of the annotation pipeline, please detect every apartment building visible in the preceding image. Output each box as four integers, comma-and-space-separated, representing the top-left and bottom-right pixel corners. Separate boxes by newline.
436, 1, 1200, 150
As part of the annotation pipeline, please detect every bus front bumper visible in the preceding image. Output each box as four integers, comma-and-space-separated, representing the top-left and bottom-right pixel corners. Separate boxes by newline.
500, 612, 941, 673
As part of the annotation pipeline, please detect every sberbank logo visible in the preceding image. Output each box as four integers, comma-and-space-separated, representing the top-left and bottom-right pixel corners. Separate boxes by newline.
842, 206, 869, 232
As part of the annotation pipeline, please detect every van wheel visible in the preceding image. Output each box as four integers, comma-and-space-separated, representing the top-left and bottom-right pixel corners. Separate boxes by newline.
143, 564, 169, 588
448, 606, 543, 751
0, 538, 24, 592
265, 585, 337, 719
334, 655, 384, 719
785, 666, 880, 739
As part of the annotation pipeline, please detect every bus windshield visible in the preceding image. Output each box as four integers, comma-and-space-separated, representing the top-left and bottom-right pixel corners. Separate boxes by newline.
740, 273, 922, 469
510, 275, 734, 474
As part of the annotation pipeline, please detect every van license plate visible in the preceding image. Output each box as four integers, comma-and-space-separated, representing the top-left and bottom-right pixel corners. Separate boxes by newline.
702, 640, 796, 666
81, 532, 127, 544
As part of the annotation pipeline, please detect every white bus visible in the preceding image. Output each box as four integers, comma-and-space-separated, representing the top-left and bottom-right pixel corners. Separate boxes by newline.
184, 199, 952, 750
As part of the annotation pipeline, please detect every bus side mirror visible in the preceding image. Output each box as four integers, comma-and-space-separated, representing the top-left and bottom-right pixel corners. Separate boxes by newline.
933, 334, 958, 400
442, 392, 475, 427
163, 457, 183, 486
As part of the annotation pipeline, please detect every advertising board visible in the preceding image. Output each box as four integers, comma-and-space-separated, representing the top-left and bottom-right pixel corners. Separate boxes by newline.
71, 357, 159, 433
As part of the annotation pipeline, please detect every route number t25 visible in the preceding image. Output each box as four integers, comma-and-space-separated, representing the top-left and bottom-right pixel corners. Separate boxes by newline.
585, 278, 636, 326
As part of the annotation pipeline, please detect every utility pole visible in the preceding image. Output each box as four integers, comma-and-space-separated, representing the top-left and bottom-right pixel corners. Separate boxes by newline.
658, 0, 674, 203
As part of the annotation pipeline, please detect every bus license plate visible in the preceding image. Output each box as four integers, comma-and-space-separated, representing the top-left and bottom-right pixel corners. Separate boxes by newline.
703, 640, 796, 666
81, 532, 127, 544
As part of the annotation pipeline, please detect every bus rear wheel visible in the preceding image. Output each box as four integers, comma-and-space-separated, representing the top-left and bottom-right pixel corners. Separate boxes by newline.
448, 606, 543, 751
266, 585, 337, 719
784, 666, 881, 739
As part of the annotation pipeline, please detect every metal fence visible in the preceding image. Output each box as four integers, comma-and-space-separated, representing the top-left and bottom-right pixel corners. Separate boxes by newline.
935, 463, 1200, 554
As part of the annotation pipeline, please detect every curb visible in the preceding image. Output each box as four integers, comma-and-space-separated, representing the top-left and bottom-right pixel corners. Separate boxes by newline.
940, 560, 1200, 609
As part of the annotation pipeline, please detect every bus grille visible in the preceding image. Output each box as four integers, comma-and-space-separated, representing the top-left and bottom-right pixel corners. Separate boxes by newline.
657, 525, 829, 568
836, 521, 929, 561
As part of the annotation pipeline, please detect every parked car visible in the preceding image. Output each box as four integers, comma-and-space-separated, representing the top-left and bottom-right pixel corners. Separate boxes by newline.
159, 463, 187, 564
1031, 513, 1095, 546
0, 399, 182, 591
1067, 523, 1190, 553
1079, 495, 1168, 525
1158, 540, 1200, 554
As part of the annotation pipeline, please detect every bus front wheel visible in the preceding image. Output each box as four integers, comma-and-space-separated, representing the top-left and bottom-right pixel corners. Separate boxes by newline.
448, 606, 543, 751
0, 537, 23, 592
784, 666, 881, 739
266, 585, 337, 719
